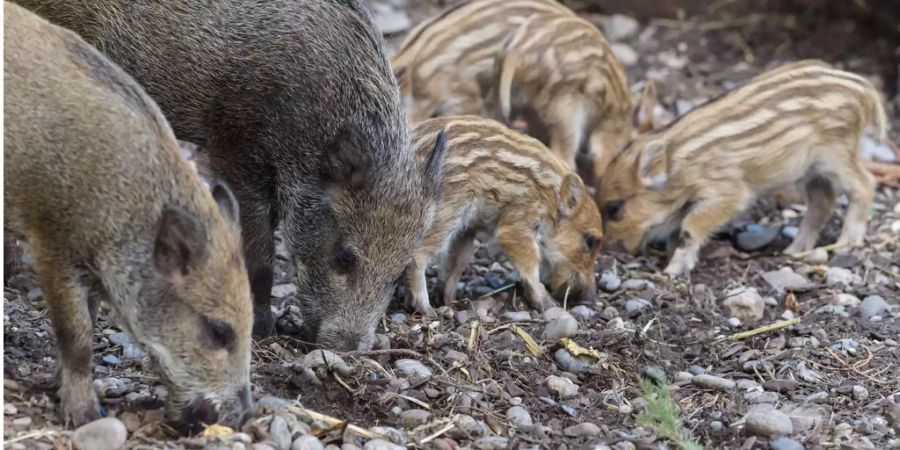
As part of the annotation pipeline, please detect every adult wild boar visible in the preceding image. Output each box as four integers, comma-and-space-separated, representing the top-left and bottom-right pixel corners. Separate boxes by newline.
13, 0, 447, 349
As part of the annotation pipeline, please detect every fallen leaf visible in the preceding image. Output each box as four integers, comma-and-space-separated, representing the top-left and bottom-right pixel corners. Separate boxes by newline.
512, 325, 542, 357
561, 337, 603, 360
202, 424, 234, 438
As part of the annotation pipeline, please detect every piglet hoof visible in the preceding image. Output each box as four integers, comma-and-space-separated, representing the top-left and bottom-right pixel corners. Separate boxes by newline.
60, 383, 103, 427
252, 311, 276, 339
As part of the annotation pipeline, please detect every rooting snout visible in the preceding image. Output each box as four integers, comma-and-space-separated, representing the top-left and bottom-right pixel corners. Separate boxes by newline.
551, 271, 597, 306
176, 384, 252, 435
312, 321, 376, 352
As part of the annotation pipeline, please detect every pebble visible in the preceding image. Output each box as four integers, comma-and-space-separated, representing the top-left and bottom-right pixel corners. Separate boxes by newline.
569, 305, 595, 319
599, 14, 639, 41
745, 409, 793, 437
746, 391, 780, 404
394, 359, 432, 380
363, 440, 404, 450
618, 404, 633, 415
371, 6, 410, 34
742, 360, 774, 373
610, 43, 638, 66
370, 427, 405, 445
625, 298, 652, 316
727, 317, 743, 328
545, 375, 579, 399
389, 313, 406, 323
860, 296, 891, 321
815, 304, 848, 317
543, 314, 578, 340
599, 272, 622, 291
542, 307, 568, 320
12, 416, 31, 428
831, 293, 861, 307
762, 268, 812, 294
291, 436, 324, 450
763, 379, 800, 393
764, 296, 779, 306
400, 409, 431, 427
93, 377, 128, 398
710, 421, 724, 431
781, 226, 799, 239
607, 317, 625, 330
692, 374, 735, 391
804, 248, 829, 264
72, 418, 128, 450
505, 406, 533, 428
622, 279, 652, 291
673, 371, 694, 385
4, 404, 17, 415
452, 415, 483, 437
121, 343, 145, 360
771, 437, 805, 450
271, 283, 297, 298
101, 354, 121, 366
832, 338, 860, 355
736, 224, 778, 251
270, 415, 292, 450
737, 379, 762, 391
555, 348, 593, 374
563, 422, 601, 437
804, 391, 829, 403
825, 267, 857, 286
455, 310, 477, 324
108, 332, 132, 346
688, 365, 706, 376
500, 311, 531, 322
602, 306, 620, 319
853, 385, 869, 400
472, 437, 508, 450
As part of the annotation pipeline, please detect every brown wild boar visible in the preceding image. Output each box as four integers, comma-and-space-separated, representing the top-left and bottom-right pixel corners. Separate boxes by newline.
391, 0, 574, 123
480, 13, 654, 185
407, 116, 604, 315
4, 3, 252, 429
12, 0, 446, 350
597, 60, 887, 276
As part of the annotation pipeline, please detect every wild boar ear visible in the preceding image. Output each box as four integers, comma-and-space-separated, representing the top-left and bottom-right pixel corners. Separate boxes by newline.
154, 206, 209, 281
421, 129, 447, 194
320, 125, 373, 191
632, 80, 656, 133
558, 173, 585, 218
211, 182, 240, 226
636, 140, 668, 189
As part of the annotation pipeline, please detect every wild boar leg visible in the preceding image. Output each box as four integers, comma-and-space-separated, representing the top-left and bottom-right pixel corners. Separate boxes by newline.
406, 252, 433, 316
547, 99, 585, 171
783, 176, 836, 254
835, 160, 876, 247
664, 188, 752, 276
440, 230, 477, 307
32, 247, 101, 426
496, 217, 555, 311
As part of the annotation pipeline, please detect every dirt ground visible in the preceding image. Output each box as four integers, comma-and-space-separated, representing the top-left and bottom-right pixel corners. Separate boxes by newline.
4, 1, 900, 449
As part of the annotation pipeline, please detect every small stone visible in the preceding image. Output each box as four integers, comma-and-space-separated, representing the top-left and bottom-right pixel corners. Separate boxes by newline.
745, 409, 793, 437
762, 268, 812, 294
852, 385, 869, 400
72, 418, 128, 450
545, 375, 579, 399
108, 332, 132, 346
746, 391, 780, 404
622, 279, 652, 291
618, 404, 633, 415
271, 283, 297, 298
500, 311, 531, 321
781, 226, 799, 239
363, 440, 404, 450
727, 317, 742, 328
860, 296, 891, 321
543, 314, 578, 340
804, 248, 829, 264
554, 348, 593, 374
692, 374, 735, 391
4, 404, 18, 415
771, 437, 805, 450
602, 306, 619, 319
723, 287, 765, 322
832, 338, 860, 355
815, 304, 848, 317
101, 355, 120, 366
673, 372, 694, 385
599, 272, 621, 291
400, 409, 431, 427
389, 313, 406, 323
472, 437, 508, 450
121, 343, 145, 360
764, 296, 779, 306
742, 360, 774, 373
825, 267, 857, 286
610, 43, 638, 66
688, 365, 706, 376
763, 379, 800, 393
270, 415, 292, 450
805, 391, 828, 402
291, 436, 324, 450
710, 421, 724, 431
12, 416, 31, 428
599, 14, 639, 41
304, 350, 353, 376
394, 359, 432, 380
831, 294, 861, 307
569, 305, 595, 319
607, 317, 625, 330
625, 298, 652, 316
455, 310, 477, 324
563, 422, 601, 437
737, 379, 762, 391
505, 406, 532, 428
736, 224, 778, 251
452, 415, 483, 437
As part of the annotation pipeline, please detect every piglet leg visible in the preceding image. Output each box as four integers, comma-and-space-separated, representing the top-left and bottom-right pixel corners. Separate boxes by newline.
496, 218, 555, 311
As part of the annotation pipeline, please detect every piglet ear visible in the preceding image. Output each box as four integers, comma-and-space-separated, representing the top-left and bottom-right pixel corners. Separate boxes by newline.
558, 173, 585, 218
632, 80, 657, 133
211, 182, 240, 226
320, 124, 373, 191
420, 129, 447, 196
635, 140, 668, 189
154, 206, 208, 281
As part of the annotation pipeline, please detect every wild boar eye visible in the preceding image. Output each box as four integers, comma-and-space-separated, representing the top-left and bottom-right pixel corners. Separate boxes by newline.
603, 200, 625, 222
201, 316, 235, 349
334, 245, 358, 273
584, 234, 600, 251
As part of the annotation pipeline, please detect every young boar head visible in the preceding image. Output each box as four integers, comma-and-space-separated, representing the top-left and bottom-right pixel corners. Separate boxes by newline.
287, 117, 446, 352
596, 136, 684, 255
542, 174, 604, 305
130, 184, 252, 433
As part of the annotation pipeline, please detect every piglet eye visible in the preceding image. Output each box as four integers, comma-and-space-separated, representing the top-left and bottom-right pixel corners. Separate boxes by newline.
603, 200, 625, 222
201, 316, 235, 349
334, 245, 358, 273
584, 234, 600, 251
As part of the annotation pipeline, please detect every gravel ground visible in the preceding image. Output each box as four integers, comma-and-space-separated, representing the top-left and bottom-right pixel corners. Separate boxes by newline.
4, 2, 899, 449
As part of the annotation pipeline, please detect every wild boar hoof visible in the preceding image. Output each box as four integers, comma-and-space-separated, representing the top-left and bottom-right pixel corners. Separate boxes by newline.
252, 311, 276, 339
60, 384, 103, 427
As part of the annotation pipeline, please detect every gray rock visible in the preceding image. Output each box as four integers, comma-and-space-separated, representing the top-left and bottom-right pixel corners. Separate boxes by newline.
545, 375, 579, 399
737, 379, 762, 391
271, 283, 297, 298
72, 418, 128, 450
452, 415, 484, 437
472, 437, 508, 450
370, 6, 410, 34
814, 304, 848, 317
607, 317, 625, 330
563, 422, 601, 437
399, 409, 431, 427
746, 391, 780, 404
723, 287, 765, 322
763, 379, 799, 393
610, 43, 638, 66
831, 293, 861, 307
389, 313, 406, 323
781, 226, 799, 240
369, 427, 405, 446
121, 343, 145, 360
860, 295, 891, 321
762, 268, 812, 294
602, 306, 620, 319
742, 360, 774, 373
599, 272, 622, 291
569, 305, 595, 319
543, 314, 578, 340
622, 279, 652, 291
270, 415, 292, 450
832, 338, 859, 355
291, 437, 324, 450
363, 440, 404, 450
737, 224, 778, 251
542, 307, 568, 321
394, 359, 432, 380
727, 317, 743, 328
745, 409, 793, 437
555, 348, 593, 374
710, 420, 724, 431
101, 355, 120, 366
599, 14, 639, 41
804, 247, 829, 264
505, 406, 533, 428
692, 374, 735, 391
108, 332, 132, 346
771, 437, 805, 450
304, 350, 353, 376
455, 310, 477, 324
625, 298, 652, 316
688, 365, 706, 375
825, 267, 857, 286
500, 311, 531, 322
673, 371, 694, 385
852, 385, 869, 400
